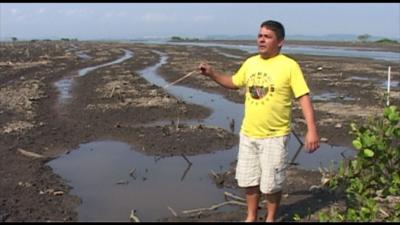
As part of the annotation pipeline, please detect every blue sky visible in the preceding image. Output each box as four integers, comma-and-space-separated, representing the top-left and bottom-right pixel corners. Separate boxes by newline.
1, 3, 399, 40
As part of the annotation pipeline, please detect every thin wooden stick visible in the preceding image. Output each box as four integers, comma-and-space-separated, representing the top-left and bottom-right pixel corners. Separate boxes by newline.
163, 70, 197, 89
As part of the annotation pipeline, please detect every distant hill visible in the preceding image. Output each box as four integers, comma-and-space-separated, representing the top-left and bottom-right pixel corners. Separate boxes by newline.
204, 34, 398, 42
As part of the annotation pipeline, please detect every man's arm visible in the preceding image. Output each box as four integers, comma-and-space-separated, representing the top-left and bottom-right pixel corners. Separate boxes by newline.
298, 94, 319, 152
198, 62, 238, 89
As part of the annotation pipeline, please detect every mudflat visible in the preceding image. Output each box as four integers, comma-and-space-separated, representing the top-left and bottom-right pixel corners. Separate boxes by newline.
0, 40, 398, 221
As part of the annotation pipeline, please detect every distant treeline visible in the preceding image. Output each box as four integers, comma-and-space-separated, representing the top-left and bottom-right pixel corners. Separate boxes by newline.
30, 38, 79, 42
170, 36, 199, 42
169, 35, 398, 44
9, 37, 79, 42
374, 38, 398, 44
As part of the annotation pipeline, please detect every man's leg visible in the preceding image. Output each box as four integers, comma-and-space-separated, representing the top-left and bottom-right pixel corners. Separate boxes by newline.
245, 186, 260, 222
264, 191, 282, 222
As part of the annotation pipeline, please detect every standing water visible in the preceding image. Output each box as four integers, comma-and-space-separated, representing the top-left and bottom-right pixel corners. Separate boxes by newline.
54, 49, 133, 105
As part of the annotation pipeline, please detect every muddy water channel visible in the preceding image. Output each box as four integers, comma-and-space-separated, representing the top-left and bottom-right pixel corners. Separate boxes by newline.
48, 48, 355, 221
54, 49, 133, 104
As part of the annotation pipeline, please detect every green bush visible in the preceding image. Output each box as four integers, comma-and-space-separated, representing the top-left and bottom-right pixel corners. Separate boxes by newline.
319, 105, 400, 222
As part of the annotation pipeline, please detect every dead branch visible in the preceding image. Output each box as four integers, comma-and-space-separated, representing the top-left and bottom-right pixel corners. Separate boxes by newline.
167, 206, 178, 217
224, 191, 245, 202
181, 200, 246, 215
129, 168, 136, 177
129, 209, 140, 222
181, 154, 192, 165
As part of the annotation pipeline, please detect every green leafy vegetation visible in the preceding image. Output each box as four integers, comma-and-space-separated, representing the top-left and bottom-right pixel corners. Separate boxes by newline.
318, 105, 400, 222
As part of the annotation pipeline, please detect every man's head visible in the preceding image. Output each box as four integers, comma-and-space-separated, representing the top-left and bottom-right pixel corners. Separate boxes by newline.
257, 20, 285, 59
260, 20, 285, 41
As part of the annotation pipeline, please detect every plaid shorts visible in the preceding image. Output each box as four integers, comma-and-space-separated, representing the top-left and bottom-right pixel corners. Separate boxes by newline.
235, 133, 289, 194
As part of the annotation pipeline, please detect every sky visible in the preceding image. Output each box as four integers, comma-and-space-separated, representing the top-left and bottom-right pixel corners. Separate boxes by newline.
1, 3, 399, 40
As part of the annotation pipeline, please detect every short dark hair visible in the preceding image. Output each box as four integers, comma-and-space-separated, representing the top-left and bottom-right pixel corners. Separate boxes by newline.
260, 20, 285, 41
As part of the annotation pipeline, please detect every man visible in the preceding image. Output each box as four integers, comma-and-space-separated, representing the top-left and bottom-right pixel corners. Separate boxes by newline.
199, 20, 319, 222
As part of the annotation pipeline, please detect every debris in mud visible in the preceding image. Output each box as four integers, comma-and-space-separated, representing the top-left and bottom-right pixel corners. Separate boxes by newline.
17, 148, 45, 159
116, 180, 129, 185
129, 209, 140, 222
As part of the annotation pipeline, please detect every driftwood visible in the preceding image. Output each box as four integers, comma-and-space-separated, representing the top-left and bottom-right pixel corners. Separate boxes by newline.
129, 168, 136, 177
224, 191, 245, 202
181, 200, 246, 214
17, 148, 44, 159
129, 209, 140, 222
224, 191, 267, 207
167, 206, 178, 217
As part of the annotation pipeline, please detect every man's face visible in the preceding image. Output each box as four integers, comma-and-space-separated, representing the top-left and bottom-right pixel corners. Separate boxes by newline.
257, 26, 284, 58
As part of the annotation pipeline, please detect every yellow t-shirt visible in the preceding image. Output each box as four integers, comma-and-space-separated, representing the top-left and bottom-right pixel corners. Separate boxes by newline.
232, 54, 309, 138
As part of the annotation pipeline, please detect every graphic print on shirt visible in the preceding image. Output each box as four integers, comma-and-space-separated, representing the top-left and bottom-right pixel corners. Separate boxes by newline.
247, 72, 275, 105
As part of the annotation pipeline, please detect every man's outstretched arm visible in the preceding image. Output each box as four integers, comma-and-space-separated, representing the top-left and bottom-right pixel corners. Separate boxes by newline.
199, 62, 238, 89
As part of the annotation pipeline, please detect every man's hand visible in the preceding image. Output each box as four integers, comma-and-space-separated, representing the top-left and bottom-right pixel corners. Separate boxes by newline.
198, 62, 213, 77
304, 130, 319, 153
198, 62, 237, 89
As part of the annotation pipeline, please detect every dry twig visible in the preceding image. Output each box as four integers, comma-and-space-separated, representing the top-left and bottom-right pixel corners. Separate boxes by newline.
17, 148, 44, 159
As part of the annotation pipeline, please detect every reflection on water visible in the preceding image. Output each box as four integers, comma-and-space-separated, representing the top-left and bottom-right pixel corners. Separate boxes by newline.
48, 137, 353, 221
48, 140, 240, 222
